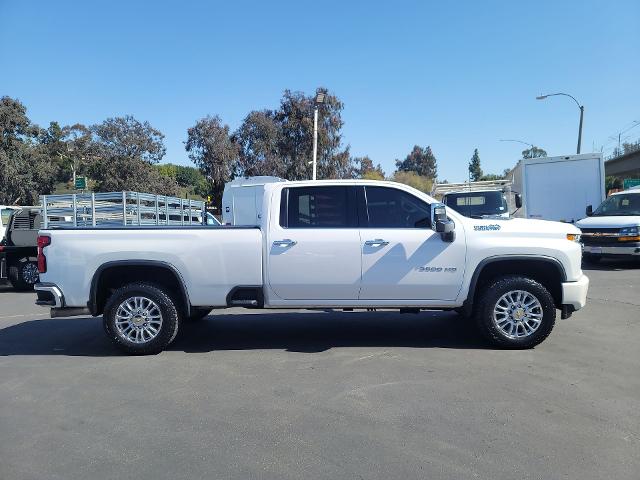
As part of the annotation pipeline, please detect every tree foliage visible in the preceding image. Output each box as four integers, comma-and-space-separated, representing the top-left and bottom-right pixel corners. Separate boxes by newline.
468, 148, 483, 182
522, 146, 547, 159
622, 140, 640, 155
88, 116, 176, 195
234, 110, 282, 177
480, 168, 511, 181
354, 156, 385, 180
605, 176, 623, 192
185, 115, 238, 204
155, 163, 209, 198
395, 145, 437, 179
0, 96, 56, 204
391, 171, 433, 193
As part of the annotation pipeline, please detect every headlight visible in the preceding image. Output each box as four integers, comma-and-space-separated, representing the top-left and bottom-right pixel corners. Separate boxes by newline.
619, 226, 640, 242
619, 226, 639, 236
567, 233, 581, 242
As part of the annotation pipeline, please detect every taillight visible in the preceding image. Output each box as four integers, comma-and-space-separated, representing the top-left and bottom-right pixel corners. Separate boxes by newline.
37, 235, 51, 273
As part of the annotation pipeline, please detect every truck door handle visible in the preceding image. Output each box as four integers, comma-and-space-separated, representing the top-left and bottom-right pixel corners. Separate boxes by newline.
364, 239, 389, 246
273, 239, 297, 247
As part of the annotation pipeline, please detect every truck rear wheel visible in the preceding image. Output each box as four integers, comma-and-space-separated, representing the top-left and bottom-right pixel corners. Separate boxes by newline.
475, 275, 556, 349
8, 258, 39, 291
103, 282, 180, 355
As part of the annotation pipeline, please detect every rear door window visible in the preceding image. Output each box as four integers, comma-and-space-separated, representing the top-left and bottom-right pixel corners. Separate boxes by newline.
280, 186, 357, 228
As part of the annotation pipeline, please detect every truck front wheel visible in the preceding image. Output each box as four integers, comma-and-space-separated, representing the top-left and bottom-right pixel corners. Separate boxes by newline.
103, 282, 180, 355
8, 258, 39, 291
475, 275, 556, 349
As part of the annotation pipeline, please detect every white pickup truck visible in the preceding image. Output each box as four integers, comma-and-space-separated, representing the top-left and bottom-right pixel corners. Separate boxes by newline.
35, 180, 589, 354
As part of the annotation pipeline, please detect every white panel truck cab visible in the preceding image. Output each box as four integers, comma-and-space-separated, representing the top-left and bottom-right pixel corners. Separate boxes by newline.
432, 180, 522, 219
222, 176, 284, 225
35, 181, 589, 355
576, 186, 640, 263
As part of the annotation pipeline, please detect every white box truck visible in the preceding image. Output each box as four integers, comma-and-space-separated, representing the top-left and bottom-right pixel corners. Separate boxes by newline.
510, 153, 605, 223
221, 176, 284, 225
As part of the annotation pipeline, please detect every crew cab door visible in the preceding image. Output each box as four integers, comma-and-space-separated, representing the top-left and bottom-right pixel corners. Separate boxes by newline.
267, 185, 362, 300
358, 186, 466, 301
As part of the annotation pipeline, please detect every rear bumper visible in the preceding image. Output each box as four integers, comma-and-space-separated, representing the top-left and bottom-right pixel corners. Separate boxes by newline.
34, 282, 64, 308
562, 274, 589, 311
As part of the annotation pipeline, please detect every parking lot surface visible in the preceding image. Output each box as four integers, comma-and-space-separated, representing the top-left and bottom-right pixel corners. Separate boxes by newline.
1, 262, 639, 480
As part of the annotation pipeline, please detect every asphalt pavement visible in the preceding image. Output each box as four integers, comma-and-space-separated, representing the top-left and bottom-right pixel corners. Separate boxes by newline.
0, 261, 639, 480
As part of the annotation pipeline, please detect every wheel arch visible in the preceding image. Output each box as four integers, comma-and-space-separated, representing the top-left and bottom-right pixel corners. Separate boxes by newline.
89, 260, 191, 317
462, 255, 567, 316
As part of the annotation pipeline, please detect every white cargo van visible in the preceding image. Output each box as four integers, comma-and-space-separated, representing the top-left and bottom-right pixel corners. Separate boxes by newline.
510, 153, 605, 223
221, 176, 284, 225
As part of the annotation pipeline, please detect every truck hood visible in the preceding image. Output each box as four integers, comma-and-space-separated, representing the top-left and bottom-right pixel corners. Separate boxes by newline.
575, 215, 640, 229
464, 217, 580, 236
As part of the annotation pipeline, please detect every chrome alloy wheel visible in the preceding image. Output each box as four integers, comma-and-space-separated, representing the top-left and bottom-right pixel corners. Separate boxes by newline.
492, 290, 543, 339
22, 262, 39, 284
115, 296, 163, 344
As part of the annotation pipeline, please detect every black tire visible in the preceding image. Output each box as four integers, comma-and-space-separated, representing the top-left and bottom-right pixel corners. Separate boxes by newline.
8, 258, 39, 291
103, 282, 180, 355
475, 275, 556, 349
187, 307, 211, 322
583, 254, 601, 265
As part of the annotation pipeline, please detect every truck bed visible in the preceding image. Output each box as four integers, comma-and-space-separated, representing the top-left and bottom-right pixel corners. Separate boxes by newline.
39, 226, 263, 308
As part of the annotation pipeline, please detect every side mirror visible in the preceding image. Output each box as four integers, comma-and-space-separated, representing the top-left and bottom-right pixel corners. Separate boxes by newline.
585, 205, 593, 216
515, 193, 522, 209
431, 203, 455, 241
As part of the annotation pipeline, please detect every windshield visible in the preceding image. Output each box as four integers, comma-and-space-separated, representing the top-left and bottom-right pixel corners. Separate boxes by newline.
444, 191, 507, 217
592, 193, 640, 216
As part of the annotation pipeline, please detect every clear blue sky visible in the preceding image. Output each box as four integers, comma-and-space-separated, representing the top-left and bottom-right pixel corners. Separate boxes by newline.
1, 0, 638, 182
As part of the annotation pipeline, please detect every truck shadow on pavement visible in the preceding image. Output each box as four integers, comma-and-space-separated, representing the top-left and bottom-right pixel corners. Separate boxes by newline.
0, 310, 487, 357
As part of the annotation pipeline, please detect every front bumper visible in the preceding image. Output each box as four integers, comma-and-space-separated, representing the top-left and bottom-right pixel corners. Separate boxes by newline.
561, 274, 589, 311
583, 244, 640, 256
34, 282, 65, 308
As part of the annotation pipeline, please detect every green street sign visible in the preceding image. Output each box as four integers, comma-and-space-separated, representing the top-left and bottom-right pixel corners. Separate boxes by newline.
75, 176, 87, 189
623, 178, 640, 190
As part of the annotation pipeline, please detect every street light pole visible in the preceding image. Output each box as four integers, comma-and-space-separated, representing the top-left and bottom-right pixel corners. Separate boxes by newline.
311, 92, 326, 181
536, 92, 584, 154
312, 105, 319, 181
577, 105, 584, 154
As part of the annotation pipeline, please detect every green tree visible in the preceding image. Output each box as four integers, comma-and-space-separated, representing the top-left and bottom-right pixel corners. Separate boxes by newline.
391, 171, 433, 193
185, 115, 238, 205
88, 116, 177, 195
0, 96, 56, 204
395, 145, 437, 179
522, 146, 547, 159
468, 148, 483, 182
354, 156, 385, 180
622, 140, 640, 155
274, 88, 354, 180
605, 176, 623, 192
234, 110, 282, 177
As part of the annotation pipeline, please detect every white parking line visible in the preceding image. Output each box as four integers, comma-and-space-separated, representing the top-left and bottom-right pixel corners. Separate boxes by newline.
0, 313, 49, 320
